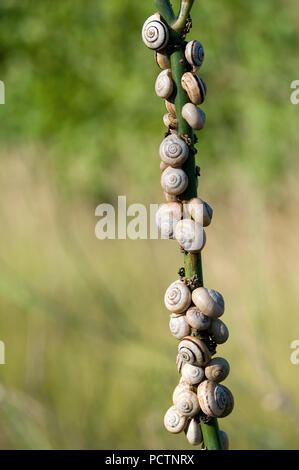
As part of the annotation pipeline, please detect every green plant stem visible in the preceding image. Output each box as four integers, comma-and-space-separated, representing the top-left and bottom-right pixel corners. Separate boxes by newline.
172, 0, 195, 31
154, 0, 176, 24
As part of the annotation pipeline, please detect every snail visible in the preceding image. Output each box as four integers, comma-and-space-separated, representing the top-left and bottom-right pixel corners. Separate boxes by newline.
185, 40, 205, 69
164, 280, 192, 314
142, 14, 169, 51
172, 380, 195, 404
192, 287, 225, 318
155, 51, 171, 70
159, 134, 189, 168
165, 98, 176, 116
181, 73, 207, 105
164, 406, 187, 434
174, 390, 200, 418
219, 430, 229, 450
184, 198, 213, 227
177, 336, 211, 372
156, 202, 183, 239
155, 69, 174, 99
204, 357, 230, 383
219, 385, 234, 417
163, 191, 178, 203
174, 219, 206, 253
186, 306, 211, 330
181, 363, 205, 385
160, 161, 168, 172
209, 319, 229, 344
185, 418, 203, 446
161, 167, 188, 195
182, 103, 206, 130
163, 113, 178, 129
197, 380, 234, 418
169, 314, 191, 340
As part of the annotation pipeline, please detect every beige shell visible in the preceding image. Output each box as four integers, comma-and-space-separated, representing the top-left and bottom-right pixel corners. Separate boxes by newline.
177, 336, 211, 372
219, 430, 229, 450
174, 390, 200, 417
186, 306, 211, 330
181, 363, 205, 385
185, 40, 205, 68
161, 167, 188, 195
164, 406, 187, 434
142, 14, 169, 51
184, 198, 213, 227
181, 73, 207, 105
163, 191, 178, 203
204, 357, 230, 383
155, 69, 173, 99
197, 380, 234, 418
182, 103, 206, 130
209, 319, 229, 344
164, 280, 191, 314
174, 219, 206, 253
172, 380, 195, 404
160, 161, 168, 172
156, 202, 182, 239
165, 99, 176, 116
192, 287, 224, 318
155, 51, 171, 70
159, 134, 189, 168
163, 113, 178, 129
169, 315, 191, 340
185, 418, 203, 446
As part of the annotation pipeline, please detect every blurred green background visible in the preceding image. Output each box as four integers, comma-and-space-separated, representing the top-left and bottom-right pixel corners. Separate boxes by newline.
0, 0, 298, 449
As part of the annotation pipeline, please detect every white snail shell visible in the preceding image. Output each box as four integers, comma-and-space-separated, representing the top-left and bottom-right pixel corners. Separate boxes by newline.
172, 381, 195, 404
174, 219, 206, 253
184, 198, 213, 227
142, 15, 169, 51
164, 406, 187, 434
163, 191, 178, 203
164, 280, 191, 314
155, 69, 174, 99
159, 134, 189, 168
204, 357, 230, 383
156, 202, 182, 239
161, 167, 188, 195
174, 390, 200, 417
185, 40, 205, 68
185, 418, 203, 446
163, 113, 178, 129
181, 363, 205, 385
186, 306, 211, 330
155, 51, 171, 70
192, 287, 225, 318
169, 315, 191, 340
182, 103, 206, 130
165, 99, 176, 116
219, 430, 229, 450
197, 380, 234, 418
209, 319, 229, 344
177, 336, 211, 372
181, 73, 207, 105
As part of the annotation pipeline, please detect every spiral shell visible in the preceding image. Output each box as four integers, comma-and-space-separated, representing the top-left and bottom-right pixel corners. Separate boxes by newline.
192, 287, 224, 318
172, 380, 195, 404
164, 280, 191, 314
163, 113, 178, 129
209, 319, 229, 344
204, 357, 230, 383
181, 73, 207, 105
181, 363, 205, 385
155, 51, 171, 70
182, 103, 206, 130
165, 98, 176, 116
197, 380, 234, 418
142, 15, 169, 51
185, 418, 203, 446
177, 336, 211, 372
169, 315, 191, 340
186, 306, 211, 330
185, 40, 205, 68
174, 219, 206, 253
156, 202, 182, 239
185, 198, 213, 227
219, 430, 229, 450
155, 69, 174, 99
159, 134, 189, 168
174, 390, 200, 417
161, 167, 188, 195
164, 406, 187, 433
219, 385, 234, 417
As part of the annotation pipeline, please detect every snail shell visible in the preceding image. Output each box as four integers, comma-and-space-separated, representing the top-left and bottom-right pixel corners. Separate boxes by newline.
155, 51, 171, 70
209, 319, 229, 344
160, 161, 168, 172
174, 219, 206, 253
172, 380, 195, 404
192, 287, 224, 318
169, 315, 191, 340
164, 280, 191, 314
182, 103, 206, 130
181, 73, 207, 105
174, 390, 200, 417
177, 336, 211, 372
155, 69, 173, 99
164, 406, 187, 434
185, 198, 213, 227
181, 363, 205, 385
186, 306, 211, 331
142, 14, 169, 51
204, 357, 230, 383
185, 40, 205, 68
163, 113, 178, 129
163, 191, 178, 203
185, 418, 203, 446
197, 380, 234, 418
219, 430, 229, 450
219, 385, 234, 417
165, 98, 176, 116
156, 202, 182, 239
159, 134, 189, 168
161, 167, 188, 195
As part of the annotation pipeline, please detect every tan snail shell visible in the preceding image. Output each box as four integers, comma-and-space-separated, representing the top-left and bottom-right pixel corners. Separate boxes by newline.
184, 198, 213, 227
197, 380, 234, 418
155, 51, 171, 70
174, 219, 206, 253
142, 14, 169, 51
159, 134, 189, 168
177, 336, 211, 372
182, 103, 206, 130
204, 357, 230, 383
219, 430, 229, 450
163, 191, 178, 203
155, 69, 173, 99
209, 319, 229, 344
174, 390, 200, 418
163, 113, 178, 129
156, 202, 182, 239
192, 287, 225, 318
161, 167, 188, 195
172, 380, 195, 404
169, 315, 191, 340
181, 73, 207, 105
164, 280, 191, 314
181, 363, 205, 385
165, 98, 176, 116
186, 306, 211, 330
164, 406, 187, 434
185, 40, 205, 68
185, 418, 203, 446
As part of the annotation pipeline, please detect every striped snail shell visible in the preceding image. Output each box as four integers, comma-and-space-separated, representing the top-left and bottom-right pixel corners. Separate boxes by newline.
219, 430, 229, 450
181, 73, 207, 105
174, 390, 200, 418
177, 336, 211, 372
209, 319, 229, 344
163, 191, 178, 203
159, 134, 189, 168
174, 219, 206, 253
142, 14, 169, 51
155, 69, 174, 99
185, 418, 203, 446
156, 202, 182, 239
182, 103, 206, 130
172, 380, 195, 404
192, 287, 225, 318
169, 314, 191, 340
155, 51, 171, 70
186, 306, 211, 330
181, 363, 205, 385
197, 380, 234, 418
184, 198, 213, 227
163, 113, 178, 129
164, 406, 187, 434
185, 40, 205, 68
161, 167, 188, 195
165, 98, 176, 116
219, 385, 234, 417
204, 357, 230, 383
164, 280, 191, 314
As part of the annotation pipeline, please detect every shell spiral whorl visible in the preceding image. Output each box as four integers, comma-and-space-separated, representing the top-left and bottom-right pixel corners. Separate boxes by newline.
142, 16, 169, 51
164, 280, 191, 314
159, 135, 189, 168
161, 167, 188, 195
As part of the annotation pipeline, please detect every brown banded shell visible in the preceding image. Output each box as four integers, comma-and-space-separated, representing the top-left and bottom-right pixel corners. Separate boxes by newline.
174, 219, 206, 253
219, 385, 234, 417
184, 198, 213, 227
142, 15, 169, 51
159, 134, 189, 168
164, 280, 191, 314
192, 287, 224, 318
155, 51, 171, 70
169, 315, 191, 340
163, 113, 178, 129
181, 363, 205, 385
185, 40, 205, 68
161, 167, 188, 195
174, 390, 200, 417
164, 406, 187, 434
185, 418, 203, 446
181, 72, 207, 105
204, 357, 230, 383
165, 98, 176, 116
155, 69, 173, 99
177, 336, 211, 371
209, 319, 229, 344
197, 380, 234, 418
172, 381, 195, 404
182, 103, 206, 130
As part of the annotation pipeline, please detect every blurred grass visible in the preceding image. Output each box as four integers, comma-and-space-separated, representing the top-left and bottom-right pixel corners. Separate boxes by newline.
0, 0, 298, 449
